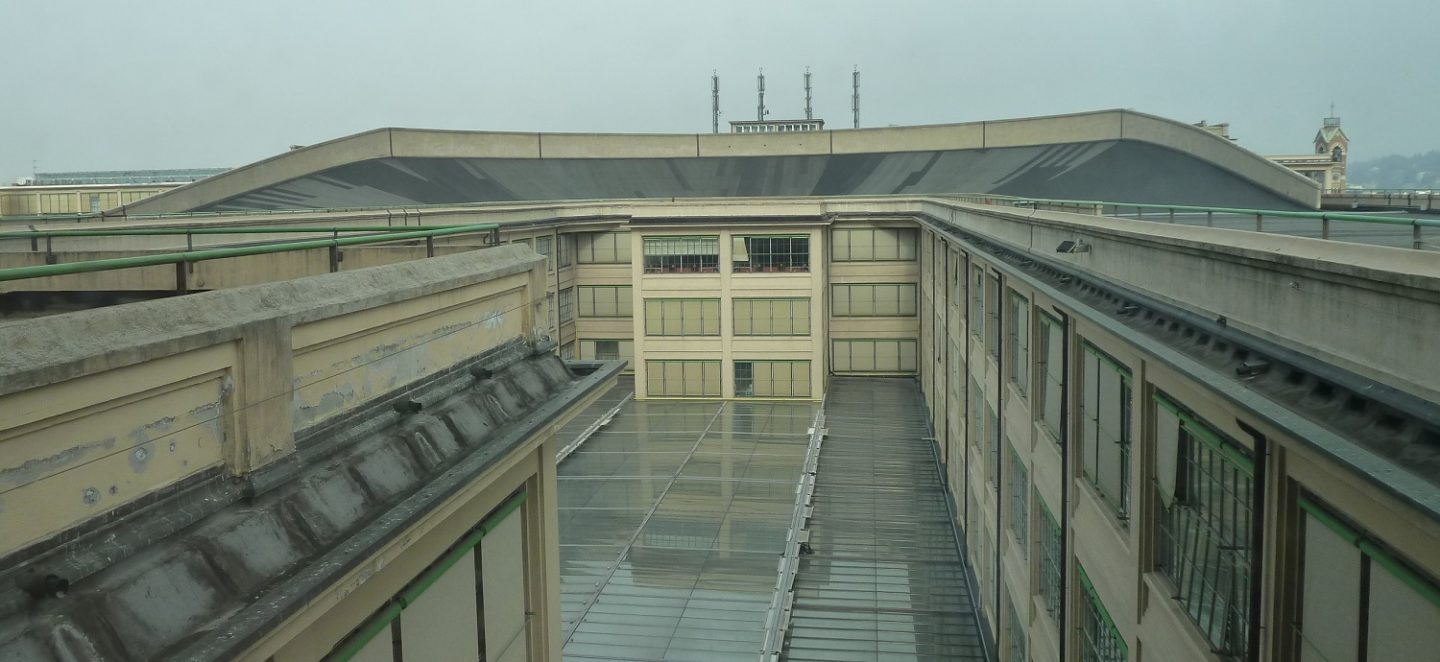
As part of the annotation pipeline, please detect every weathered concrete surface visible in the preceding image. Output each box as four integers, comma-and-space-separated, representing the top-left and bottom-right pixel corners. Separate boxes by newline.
119, 110, 1318, 215
0, 350, 617, 661
0, 244, 546, 559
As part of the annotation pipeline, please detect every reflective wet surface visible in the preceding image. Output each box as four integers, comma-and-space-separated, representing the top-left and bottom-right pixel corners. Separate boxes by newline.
783, 378, 986, 661
555, 383, 817, 661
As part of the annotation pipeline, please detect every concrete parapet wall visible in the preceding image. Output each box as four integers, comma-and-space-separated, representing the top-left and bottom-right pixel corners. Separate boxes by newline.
0, 245, 546, 559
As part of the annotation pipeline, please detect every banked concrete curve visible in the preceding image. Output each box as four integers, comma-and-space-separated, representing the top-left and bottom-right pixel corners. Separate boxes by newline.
124, 109, 1320, 215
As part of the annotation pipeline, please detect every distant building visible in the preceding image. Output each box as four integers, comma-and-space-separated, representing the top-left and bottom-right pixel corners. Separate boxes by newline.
1267, 117, 1349, 192
1, 168, 228, 216
1192, 120, 1233, 140
729, 119, 824, 134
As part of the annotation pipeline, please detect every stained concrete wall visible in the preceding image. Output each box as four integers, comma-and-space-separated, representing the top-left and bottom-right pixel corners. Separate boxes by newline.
0, 244, 546, 559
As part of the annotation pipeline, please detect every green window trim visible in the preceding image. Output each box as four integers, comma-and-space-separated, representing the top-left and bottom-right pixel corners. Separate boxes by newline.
1153, 394, 1255, 476
326, 490, 528, 662
1081, 341, 1132, 384
1298, 496, 1440, 609
1078, 564, 1130, 659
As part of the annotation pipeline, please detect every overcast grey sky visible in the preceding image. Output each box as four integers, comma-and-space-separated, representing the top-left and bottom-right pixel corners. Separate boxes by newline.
2, 0, 1435, 182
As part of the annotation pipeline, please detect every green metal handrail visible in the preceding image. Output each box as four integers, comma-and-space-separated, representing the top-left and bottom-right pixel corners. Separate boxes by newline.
0, 225, 491, 239
0, 223, 500, 283
950, 193, 1439, 249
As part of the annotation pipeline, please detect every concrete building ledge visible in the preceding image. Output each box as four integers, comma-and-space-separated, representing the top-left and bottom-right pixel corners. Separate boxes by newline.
0, 244, 542, 395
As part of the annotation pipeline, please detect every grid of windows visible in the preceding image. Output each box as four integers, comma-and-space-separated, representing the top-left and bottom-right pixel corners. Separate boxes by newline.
1008, 290, 1030, 396
646, 360, 721, 397
1080, 342, 1132, 522
558, 234, 572, 267
831, 339, 918, 373
986, 274, 1002, 359
577, 286, 633, 318
734, 298, 810, 335
1009, 445, 1029, 555
580, 339, 632, 364
1079, 566, 1128, 662
970, 375, 985, 453
1037, 312, 1064, 441
558, 287, 574, 324
536, 235, 554, 272
1154, 394, 1253, 659
831, 283, 918, 317
734, 360, 811, 398
560, 341, 575, 360
643, 299, 721, 336
575, 231, 632, 264
1038, 500, 1063, 625
971, 266, 985, 337
987, 406, 1000, 491
643, 235, 720, 273
1006, 591, 1029, 662
732, 235, 810, 272
1296, 497, 1440, 662
830, 227, 918, 261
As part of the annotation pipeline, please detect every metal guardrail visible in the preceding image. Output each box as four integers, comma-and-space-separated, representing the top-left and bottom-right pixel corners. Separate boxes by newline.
951, 193, 1440, 249
0, 223, 500, 285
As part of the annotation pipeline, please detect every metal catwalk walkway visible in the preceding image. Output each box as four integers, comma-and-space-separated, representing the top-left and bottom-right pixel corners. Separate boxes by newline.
553, 380, 819, 661
783, 378, 986, 661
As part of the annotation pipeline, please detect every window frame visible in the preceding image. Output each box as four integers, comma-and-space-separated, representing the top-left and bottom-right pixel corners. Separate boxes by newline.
642, 235, 720, 274
731, 234, 810, 273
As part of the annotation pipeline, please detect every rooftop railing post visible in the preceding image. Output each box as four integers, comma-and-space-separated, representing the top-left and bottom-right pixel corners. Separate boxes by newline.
45, 236, 55, 265
426, 235, 435, 258
175, 261, 188, 294
186, 232, 195, 274
1168, 208, 1175, 223
1322, 217, 1331, 240
1206, 210, 1214, 227
1414, 224, 1423, 250
328, 242, 340, 272
1255, 213, 1263, 232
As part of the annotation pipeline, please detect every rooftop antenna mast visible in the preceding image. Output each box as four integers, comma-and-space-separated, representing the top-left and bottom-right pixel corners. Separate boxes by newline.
712, 71, 720, 134
757, 69, 767, 121
851, 66, 860, 129
804, 67, 813, 120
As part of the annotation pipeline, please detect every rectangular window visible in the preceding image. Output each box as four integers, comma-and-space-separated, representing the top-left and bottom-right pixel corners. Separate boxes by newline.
557, 234, 572, 267
89, 194, 101, 212
558, 287, 574, 324
971, 265, 985, 337
734, 298, 810, 335
1038, 500, 1063, 626
580, 339, 632, 365
575, 231, 632, 264
1154, 394, 1253, 659
830, 283, 917, 317
831, 339, 918, 373
1008, 290, 1030, 397
1080, 342, 1132, 522
732, 235, 809, 273
536, 235, 554, 272
560, 341, 575, 360
642, 235, 720, 273
577, 285, 633, 318
643, 299, 721, 336
987, 405, 1000, 491
986, 274, 1002, 359
646, 360, 722, 397
1078, 565, 1128, 662
1006, 590, 1029, 662
831, 227, 918, 261
1009, 445, 1029, 556
733, 360, 811, 398
1037, 312, 1064, 441
970, 374, 985, 452
1295, 498, 1440, 662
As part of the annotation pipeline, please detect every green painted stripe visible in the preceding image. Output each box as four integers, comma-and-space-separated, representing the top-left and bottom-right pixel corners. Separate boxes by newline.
1359, 540, 1440, 610
326, 490, 527, 662
1297, 496, 1362, 545
0, 225, 494, 239
1082, 341, 1132, 383
1077, 564, 1128, 655
1153, 393, 1254, 475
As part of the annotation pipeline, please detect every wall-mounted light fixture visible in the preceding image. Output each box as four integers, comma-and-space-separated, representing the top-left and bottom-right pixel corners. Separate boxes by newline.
1056, 240, 1090, 254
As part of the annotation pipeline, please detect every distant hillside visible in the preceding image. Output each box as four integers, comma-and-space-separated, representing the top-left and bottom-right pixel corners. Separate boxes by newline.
1347, 151, 1440, 189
